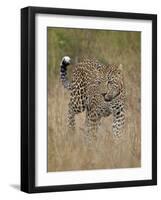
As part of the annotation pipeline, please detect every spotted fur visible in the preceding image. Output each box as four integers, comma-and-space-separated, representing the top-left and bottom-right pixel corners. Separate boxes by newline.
60, 56, 126, 140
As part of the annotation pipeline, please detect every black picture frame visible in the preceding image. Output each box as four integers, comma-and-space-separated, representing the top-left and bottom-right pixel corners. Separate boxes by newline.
21, 6, 157, 193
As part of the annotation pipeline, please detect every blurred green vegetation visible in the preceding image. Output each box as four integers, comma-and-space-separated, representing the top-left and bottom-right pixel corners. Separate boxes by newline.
47, 27, 140, 80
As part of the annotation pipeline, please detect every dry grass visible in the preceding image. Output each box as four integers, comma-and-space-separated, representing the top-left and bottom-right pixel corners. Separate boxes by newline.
47, 29, 141, 172
48, 77, 141, 172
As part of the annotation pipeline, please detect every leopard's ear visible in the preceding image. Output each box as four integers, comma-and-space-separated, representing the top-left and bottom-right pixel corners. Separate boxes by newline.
118, 64, 123, 71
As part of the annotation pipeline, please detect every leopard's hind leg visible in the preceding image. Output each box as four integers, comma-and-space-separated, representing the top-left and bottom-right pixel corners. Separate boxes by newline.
67, 101, 76, 128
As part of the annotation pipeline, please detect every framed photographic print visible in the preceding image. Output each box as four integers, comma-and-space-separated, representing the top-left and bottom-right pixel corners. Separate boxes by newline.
21, 6, 157, 193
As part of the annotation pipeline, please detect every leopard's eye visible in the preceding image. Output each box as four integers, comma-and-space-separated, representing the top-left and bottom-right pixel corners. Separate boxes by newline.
107, 80, 112, 84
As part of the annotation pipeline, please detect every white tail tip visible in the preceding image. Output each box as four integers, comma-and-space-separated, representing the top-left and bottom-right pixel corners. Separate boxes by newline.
61, 56, 71, 65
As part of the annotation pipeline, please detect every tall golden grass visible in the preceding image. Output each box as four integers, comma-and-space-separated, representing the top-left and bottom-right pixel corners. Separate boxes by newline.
47, 29, 141, 172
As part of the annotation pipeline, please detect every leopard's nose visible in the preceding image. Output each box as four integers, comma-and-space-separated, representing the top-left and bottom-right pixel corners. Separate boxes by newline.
101, 93, 107, 100
102, 93, 111, 102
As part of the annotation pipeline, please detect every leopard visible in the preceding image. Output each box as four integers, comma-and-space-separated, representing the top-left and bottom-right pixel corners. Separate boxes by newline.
60, 56, 126, 141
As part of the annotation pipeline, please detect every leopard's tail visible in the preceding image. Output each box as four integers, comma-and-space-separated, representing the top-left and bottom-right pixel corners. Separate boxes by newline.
60, 56, 71, 90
